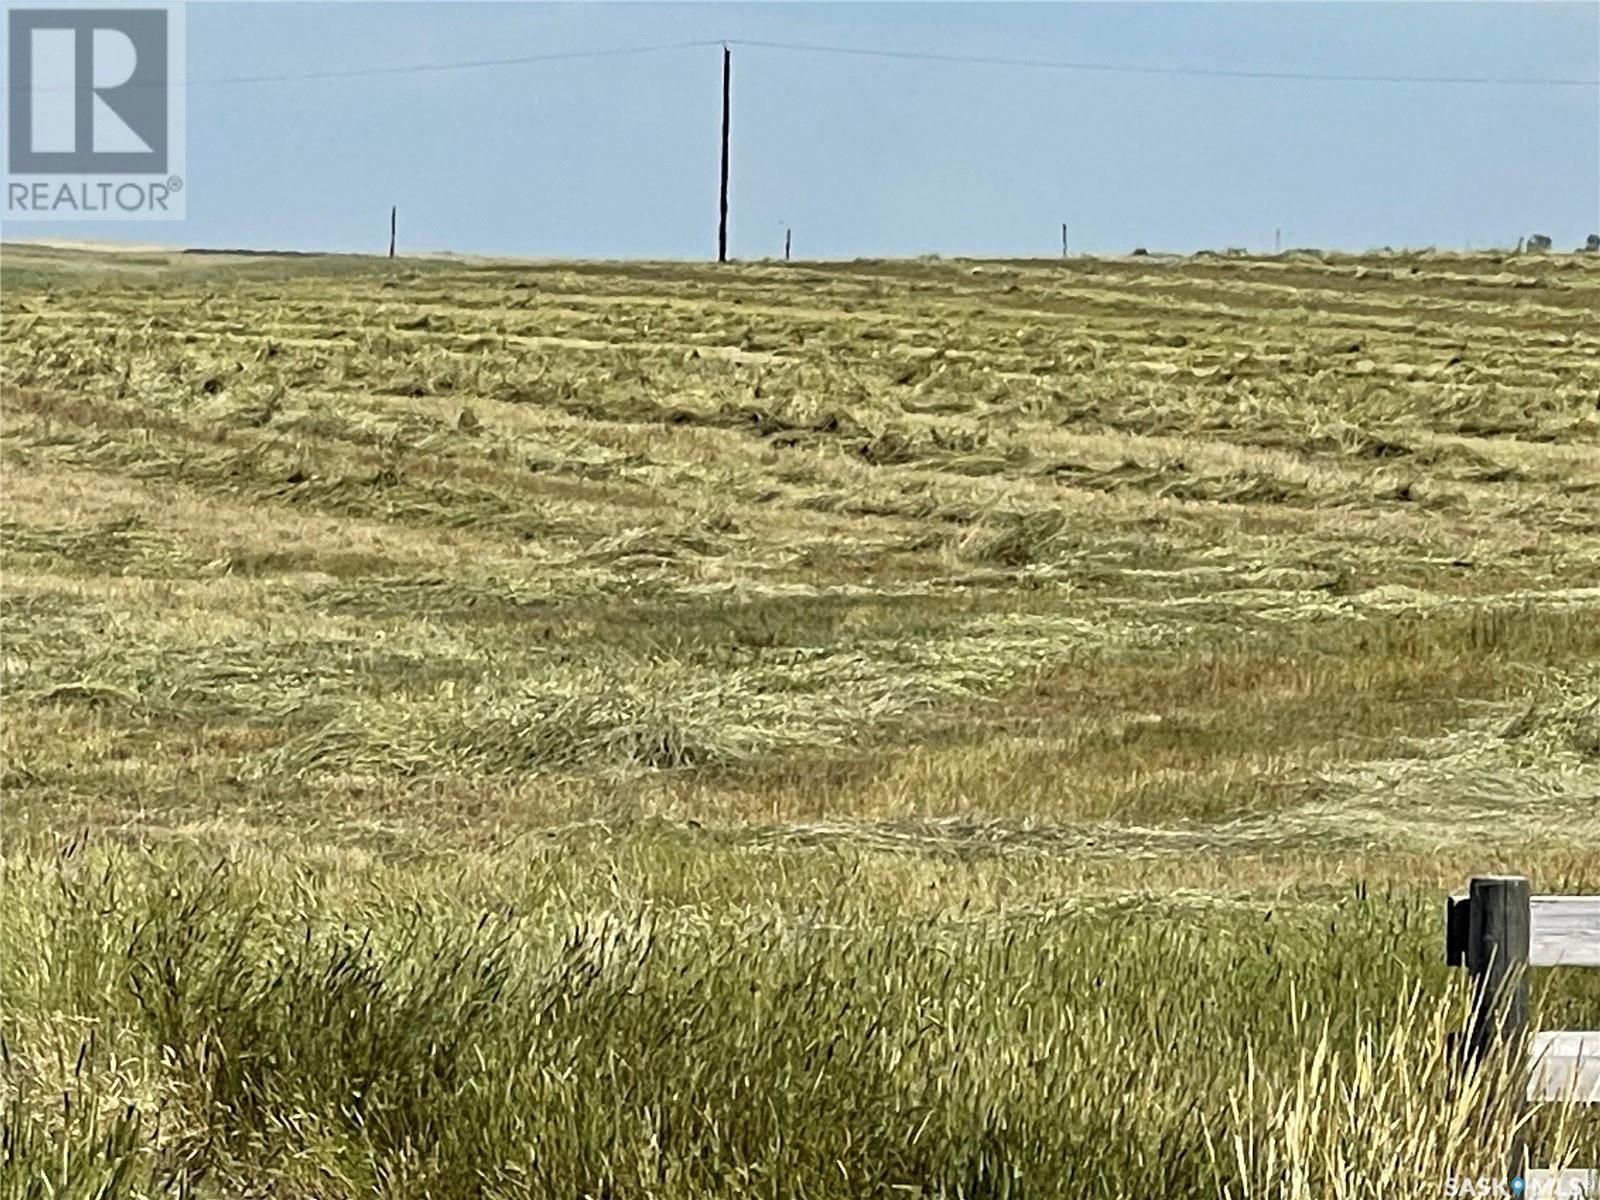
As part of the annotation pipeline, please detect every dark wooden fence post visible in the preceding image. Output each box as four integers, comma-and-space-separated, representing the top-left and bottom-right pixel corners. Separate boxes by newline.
1450, 875, 1532, 1181
389, 206, 396, 259
1447, 875, 1600, 1192
1465, 875, 1531, 1062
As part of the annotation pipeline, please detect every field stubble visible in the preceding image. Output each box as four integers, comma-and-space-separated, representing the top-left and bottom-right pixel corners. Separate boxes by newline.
2, 243, 1598, 1197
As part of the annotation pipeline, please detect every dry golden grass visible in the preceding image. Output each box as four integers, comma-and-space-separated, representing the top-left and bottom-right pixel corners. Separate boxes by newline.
2, 242, 1597, 1196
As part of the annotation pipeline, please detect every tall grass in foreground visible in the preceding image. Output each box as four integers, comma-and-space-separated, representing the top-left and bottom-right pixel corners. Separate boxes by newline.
2, 843, 1596, 1199
1220, 984, 1595, 1199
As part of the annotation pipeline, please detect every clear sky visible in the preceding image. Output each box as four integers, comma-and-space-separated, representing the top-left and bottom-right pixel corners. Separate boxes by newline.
8, 1, 1599, 258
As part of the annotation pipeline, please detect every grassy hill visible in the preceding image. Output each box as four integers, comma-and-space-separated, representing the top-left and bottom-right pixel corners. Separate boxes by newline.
3, 242, 1598, 1197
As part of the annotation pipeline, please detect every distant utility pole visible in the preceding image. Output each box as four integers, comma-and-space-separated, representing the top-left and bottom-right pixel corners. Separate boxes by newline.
718, 46, 731, 263
785, 227, 791, 262
389, 206, 396, 258
1274, 227, 1282, 254
1061, 223, 1068, 257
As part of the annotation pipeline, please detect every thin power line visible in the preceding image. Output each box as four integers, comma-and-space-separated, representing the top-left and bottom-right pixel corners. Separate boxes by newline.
188, 39, 725, 86
11, 35, 1597, 91
726, 37, 1600, 88
9, 40, 726, 91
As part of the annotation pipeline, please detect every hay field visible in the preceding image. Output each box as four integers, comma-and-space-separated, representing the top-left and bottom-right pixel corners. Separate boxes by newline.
2, 242, 1599, 1197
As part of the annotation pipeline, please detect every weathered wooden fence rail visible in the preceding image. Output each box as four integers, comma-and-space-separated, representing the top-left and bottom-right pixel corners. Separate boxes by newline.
1447, 875, 1600, 1197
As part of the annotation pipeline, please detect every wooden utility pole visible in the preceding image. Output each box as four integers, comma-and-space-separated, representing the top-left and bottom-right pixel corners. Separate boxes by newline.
389, 206, 396, 258
1061, 223, 1068, 257
718, 46, 731, 263
784, 228, 791, 262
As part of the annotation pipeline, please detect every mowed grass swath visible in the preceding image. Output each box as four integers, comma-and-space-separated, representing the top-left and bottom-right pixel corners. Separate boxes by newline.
1, 242, 1598, 1197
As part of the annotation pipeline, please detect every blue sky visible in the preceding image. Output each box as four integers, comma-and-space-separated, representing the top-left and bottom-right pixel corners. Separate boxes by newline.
9, 1, 1599, 258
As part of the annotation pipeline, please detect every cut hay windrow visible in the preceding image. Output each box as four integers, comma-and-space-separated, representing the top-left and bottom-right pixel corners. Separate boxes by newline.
4, 244, 1599, 1197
